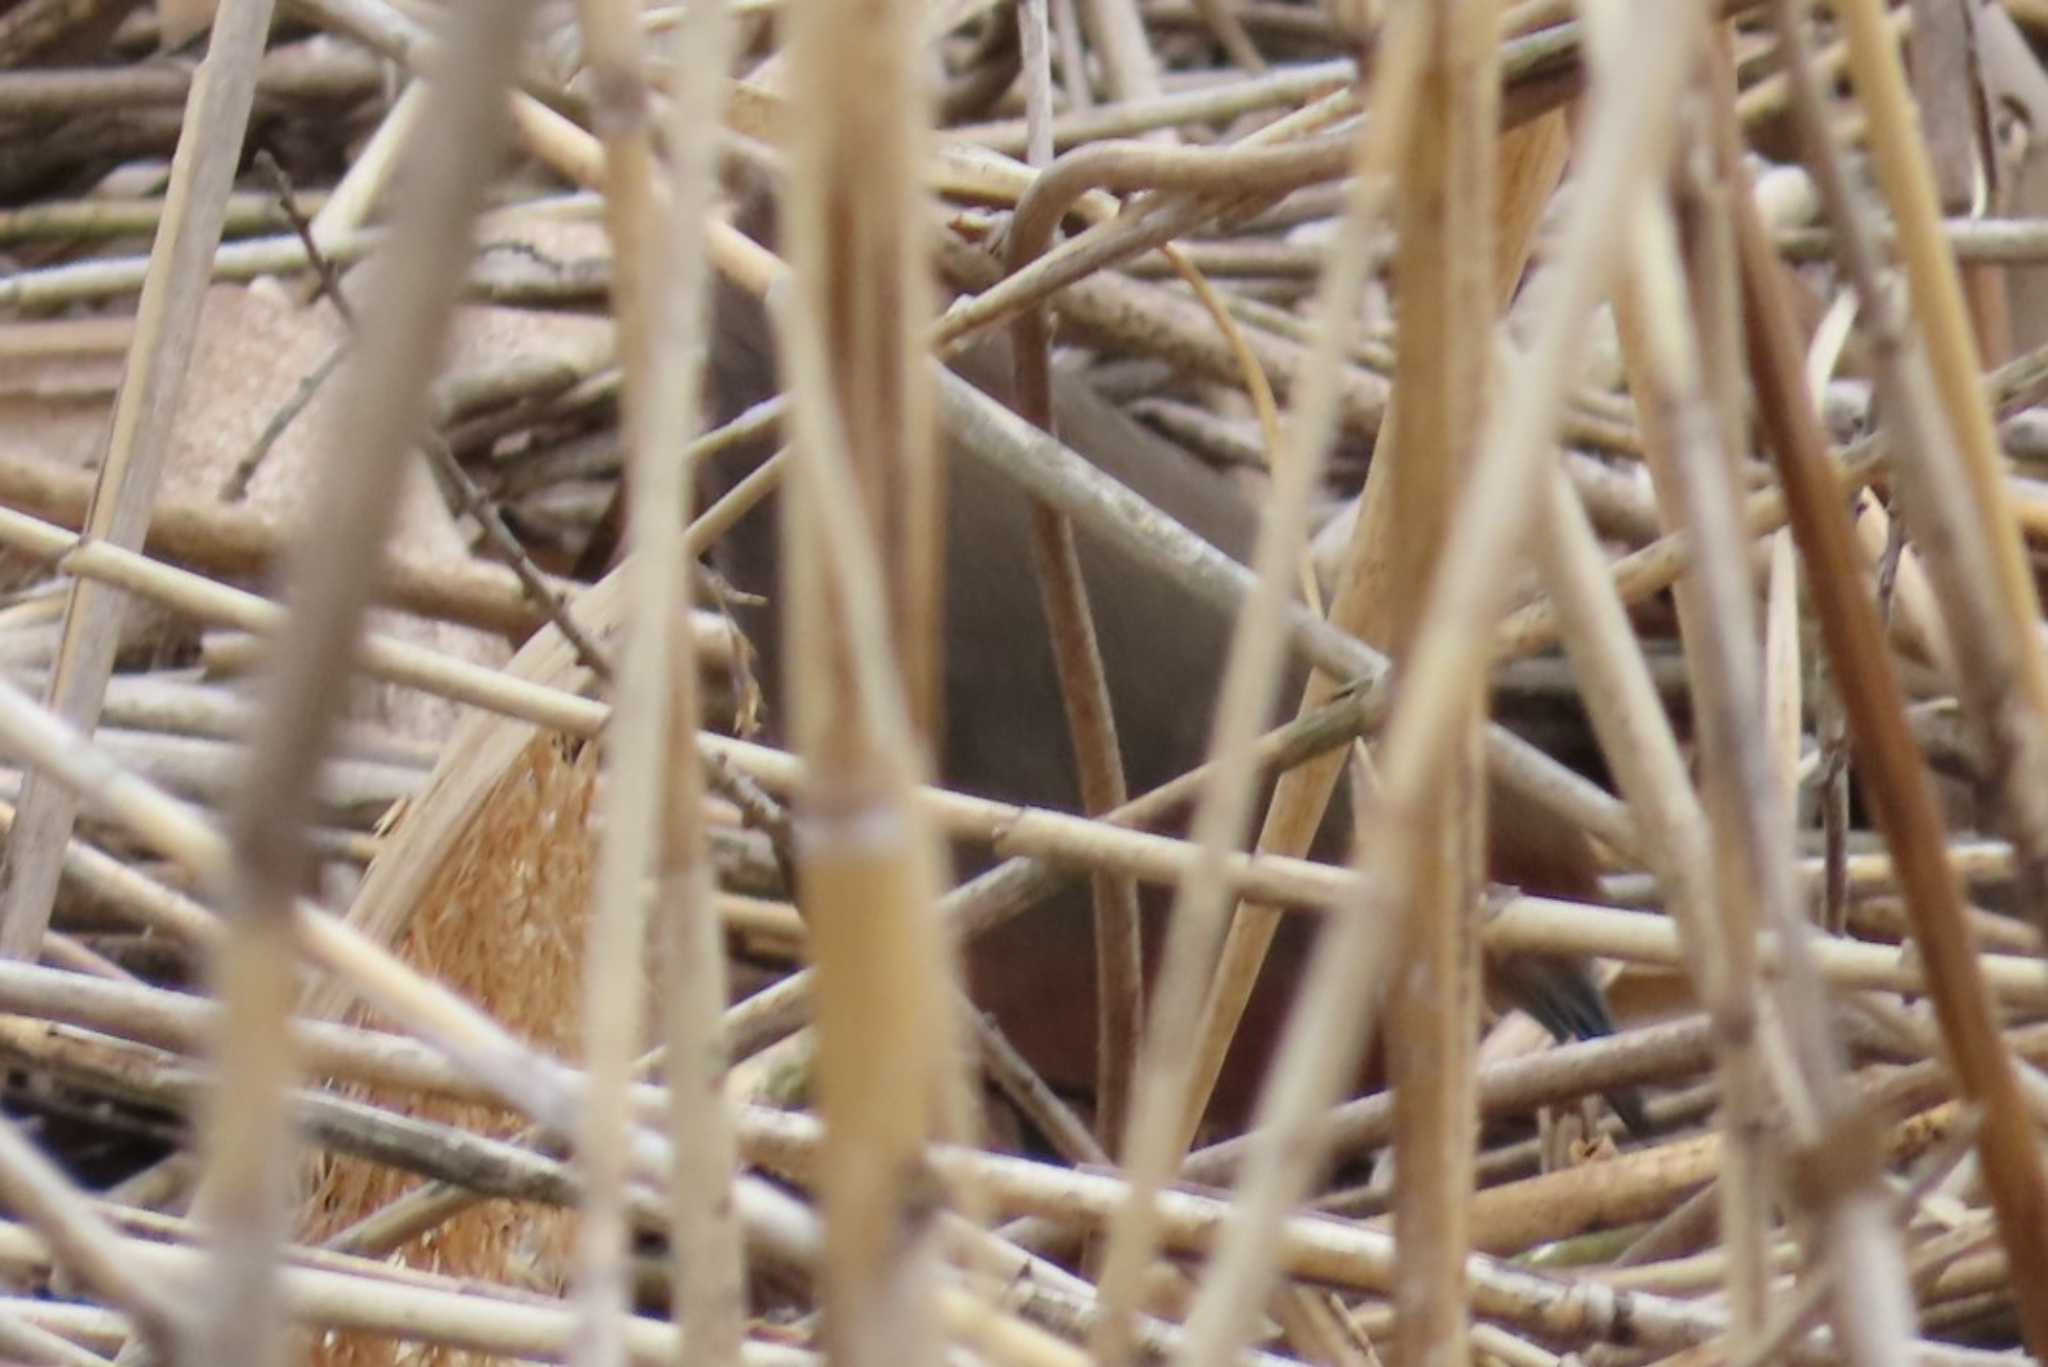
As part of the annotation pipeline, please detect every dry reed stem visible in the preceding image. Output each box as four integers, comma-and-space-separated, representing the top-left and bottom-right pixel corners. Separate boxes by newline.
1261, 9, 1695, 1358
19, 926, 2048, 1278
652, 0, 746, 1359
1166, 753, 1403, 1367
1080, 0, 1164, 107
1723, 27, 2048, 1351
0, 957, 1747, 1256
568, 0, 674, 1355
0, 1108, 182, 1355
1601, 51, 1772, 1345
777, 0, 959, 1354
0, 697, 641, 1352
1827, 0, 2048, 945
954, 58, 1352, 153
199, 6, 533, 1360
741, 1109, 1767, 1357
0, 1219, 821, 1365
0, 500, 616, 745
1174, 0, 1430, 1139
772, 292, 957, 1367
0, 453, 686, 643
1333, 0, 1693, 1016
1079, 22, 1433, 1367
1374, 8, 1500, 1367
302, 78, 425, 248
1527, 450, 1772, 1330
1190, 1013, 1717, 1183
1616, 102, 1921, 1364
1012, 0, 1143, 1149
0, 614, 833, 1361
930, 82, 1374, 355
1497, 325, 2048, 660
0, 0, 279, 963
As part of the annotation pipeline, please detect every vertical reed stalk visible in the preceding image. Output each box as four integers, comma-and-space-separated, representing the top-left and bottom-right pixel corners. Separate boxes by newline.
570, 0, 668, 1357
659, 2, 746, 1361
1604, 48, 1772, 1347
1013, 0, 1144, 1149
779, 0, 961, 1361
1380, 9, 1500, 1366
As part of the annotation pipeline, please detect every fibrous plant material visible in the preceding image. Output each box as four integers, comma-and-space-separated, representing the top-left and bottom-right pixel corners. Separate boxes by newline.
8, 2, 2048, 1366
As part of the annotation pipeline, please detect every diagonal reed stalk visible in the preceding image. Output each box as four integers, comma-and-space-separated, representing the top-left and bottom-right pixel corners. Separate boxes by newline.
193, 4, 535, 1364
1720, 17, 2048, 1353
0, 0, 279, 965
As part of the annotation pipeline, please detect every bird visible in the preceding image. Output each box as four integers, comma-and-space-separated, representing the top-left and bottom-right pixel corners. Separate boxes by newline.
671, 267, 1646, 1139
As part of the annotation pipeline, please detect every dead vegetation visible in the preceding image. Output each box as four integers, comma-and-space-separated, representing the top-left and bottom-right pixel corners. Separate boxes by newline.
4, 0, 2048, 1364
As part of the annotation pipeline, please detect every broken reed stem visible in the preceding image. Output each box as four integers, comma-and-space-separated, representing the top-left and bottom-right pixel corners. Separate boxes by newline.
0, 0, 281, 968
